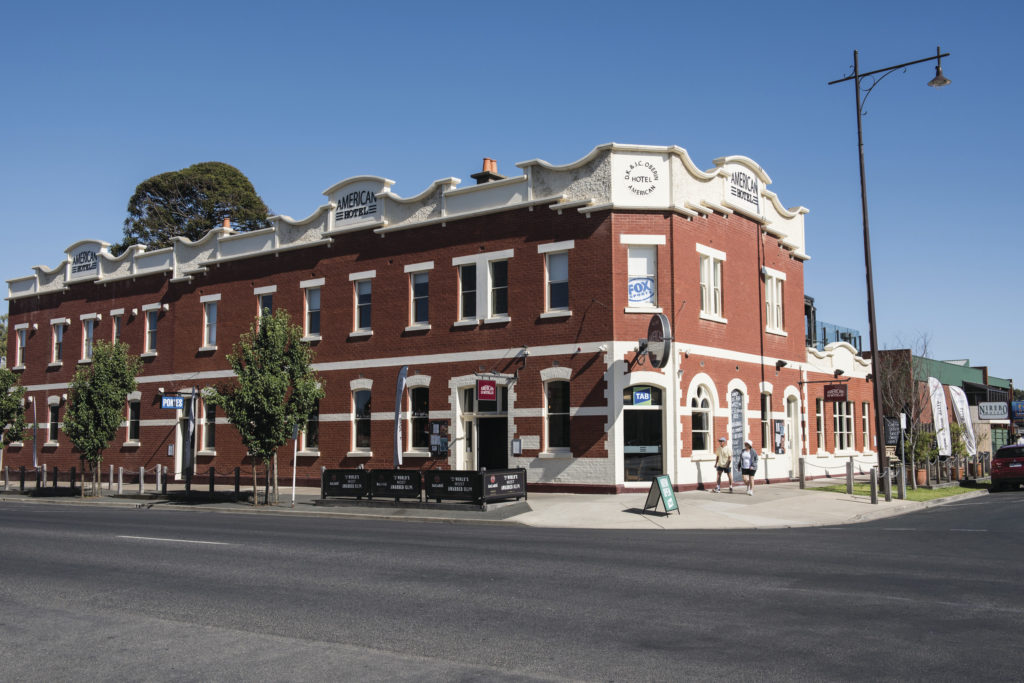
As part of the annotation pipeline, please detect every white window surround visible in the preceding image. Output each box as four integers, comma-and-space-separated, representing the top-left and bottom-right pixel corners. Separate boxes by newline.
50, 317, 71, 326
14, 322, 30, 330
199, 293, 222, 303
764, 267, 786, 336
403, 261, 434, 273
300, 277, 325, 289
451, 249, 514, 324
348, 270, 377, 282
253, 285, 277, 296
697, 243, 727, 323
141, 303, 167, 312
79, 312, 102, 321
537, 240, 575, 255
619, 234, 666, 245
109, 308, 125, 317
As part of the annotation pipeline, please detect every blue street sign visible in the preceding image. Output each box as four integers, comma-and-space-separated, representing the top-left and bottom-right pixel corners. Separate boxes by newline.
161, 395, 184, 410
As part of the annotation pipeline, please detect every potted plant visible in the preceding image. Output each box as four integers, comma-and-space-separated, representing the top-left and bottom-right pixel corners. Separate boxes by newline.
913, 437, 936, 486
948, 423, 967, 481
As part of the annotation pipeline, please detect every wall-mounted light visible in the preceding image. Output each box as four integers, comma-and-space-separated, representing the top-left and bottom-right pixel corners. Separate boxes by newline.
834, 369, 845, 378
776, 360, 788, 371
158, 387, 165, 394
866, 373, 873, 382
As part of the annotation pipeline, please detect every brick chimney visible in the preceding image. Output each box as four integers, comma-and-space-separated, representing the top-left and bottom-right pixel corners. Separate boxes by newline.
470, 157, 506, 184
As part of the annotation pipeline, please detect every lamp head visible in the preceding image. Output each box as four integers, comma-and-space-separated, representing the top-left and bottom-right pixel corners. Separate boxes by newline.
834, 369, 845, 378
928, 46, 951, 88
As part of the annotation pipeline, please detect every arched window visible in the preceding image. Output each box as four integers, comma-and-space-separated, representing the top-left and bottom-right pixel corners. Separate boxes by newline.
691, 385, 712, 452
545, 380, 570, 451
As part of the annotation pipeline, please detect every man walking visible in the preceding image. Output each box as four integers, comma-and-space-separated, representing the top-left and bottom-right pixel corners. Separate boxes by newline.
713, 436, 734, 493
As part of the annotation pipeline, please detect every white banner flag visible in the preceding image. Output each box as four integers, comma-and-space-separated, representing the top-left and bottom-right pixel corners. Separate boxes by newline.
947, 386, 977, 456
928, 377, 952, 456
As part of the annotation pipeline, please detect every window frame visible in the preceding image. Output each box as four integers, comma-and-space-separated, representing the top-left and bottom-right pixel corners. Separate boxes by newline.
404, 262, 433, 330
15, 326, 28, 367
621, 235, 665, 312
111, 311, 123, 343
545, 380, 571, 453
458, 264, 477, 322
760, 392, 772, 453
254, 285, 276, 319
862, 401, 870, 452
451, 249, 514, 325
816, 398, 825, 451
409, 387, 430, 450
145, 310, 159, 353
47, 404, 60, 443
764, 267, 786, 335
127, 398, 141, 444
697, 244, 727, 322
349, 270, 376, 337
538, 241, 574, 317
50, 319, 67, 364
352, 389, 372, 452
691, 385, 713, 454
301, 399, 319, 453
80, 315, 97, 361
834, 401, 854, 451
202, 298, 218, 349
488, 259, 509, 318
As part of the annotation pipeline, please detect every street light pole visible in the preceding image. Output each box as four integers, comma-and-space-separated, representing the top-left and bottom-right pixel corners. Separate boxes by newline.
828, 47, 951, 477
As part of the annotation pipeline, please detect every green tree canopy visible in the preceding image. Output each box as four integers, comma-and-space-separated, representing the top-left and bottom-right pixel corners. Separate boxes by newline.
117, 162, 270, 254
64, 342, 141, 489
0, 366, 27, 449
208, 309, 324, 504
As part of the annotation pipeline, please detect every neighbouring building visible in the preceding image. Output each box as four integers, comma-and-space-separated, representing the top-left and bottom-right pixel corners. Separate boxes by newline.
5, 143, 877, 492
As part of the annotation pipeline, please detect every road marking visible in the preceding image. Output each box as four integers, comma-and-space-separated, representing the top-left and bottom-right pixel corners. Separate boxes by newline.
950, 528, 987, 532
880, 528, 916, 531
117, 535, 233, 545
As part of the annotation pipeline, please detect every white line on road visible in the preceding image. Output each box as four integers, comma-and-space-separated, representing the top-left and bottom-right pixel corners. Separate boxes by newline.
949, 528, 988, 532
117, 535, 233, 545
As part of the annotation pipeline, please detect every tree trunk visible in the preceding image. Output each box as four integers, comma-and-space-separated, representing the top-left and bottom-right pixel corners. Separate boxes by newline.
264, 461, 271, 507
252, 459, 258, 506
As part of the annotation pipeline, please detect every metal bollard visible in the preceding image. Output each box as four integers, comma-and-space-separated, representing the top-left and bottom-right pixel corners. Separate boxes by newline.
36, 468, 42, 490
162, 465, 168, 495
117, 467, 123, 495
3, 465, 8, 491
109, 464, 114, 490
846, 460, 853, 494
898, 460, 906, 500
209, 467, 216, 496
21, 465, 26, 491
798, 458, 805, 489
234, 467, 240, 496
870, 467, 878, 504
42, 464, 47, 488
139, 467, 145, 495
70, 467, 76, 491
53, 466, 59, 489
884, 466, 892, 502
155, 464, 162, 493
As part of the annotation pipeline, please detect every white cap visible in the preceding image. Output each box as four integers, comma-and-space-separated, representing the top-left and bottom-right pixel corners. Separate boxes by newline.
744, 439, 753, 447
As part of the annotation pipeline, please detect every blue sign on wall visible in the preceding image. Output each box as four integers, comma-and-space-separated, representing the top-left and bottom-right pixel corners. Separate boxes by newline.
633, 387, 652, 406
627, 277, 655, 304
1013, 401, 1024, 420
161, 395, 184, 410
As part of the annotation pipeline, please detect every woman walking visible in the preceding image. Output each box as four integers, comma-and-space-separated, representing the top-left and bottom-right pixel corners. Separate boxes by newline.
740, 439, 759, 495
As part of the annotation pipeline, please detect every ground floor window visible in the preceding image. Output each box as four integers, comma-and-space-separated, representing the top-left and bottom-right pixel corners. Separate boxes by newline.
623, 386, 663, 482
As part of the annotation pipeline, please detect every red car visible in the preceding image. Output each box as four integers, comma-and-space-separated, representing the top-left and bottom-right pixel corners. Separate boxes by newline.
991, 445, 1024, 491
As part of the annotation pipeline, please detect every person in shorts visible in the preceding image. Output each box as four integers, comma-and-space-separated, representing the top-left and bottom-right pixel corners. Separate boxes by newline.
713, 436, 734, 493
740, 439, 759, 495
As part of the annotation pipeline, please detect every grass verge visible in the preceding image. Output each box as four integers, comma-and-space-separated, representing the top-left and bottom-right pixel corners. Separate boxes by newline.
812, 482, 983, 502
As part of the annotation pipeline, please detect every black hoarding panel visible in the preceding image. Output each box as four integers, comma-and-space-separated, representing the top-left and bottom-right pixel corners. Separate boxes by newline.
424, 470, 481, 502
481, 469, 527, 503
371, 470, 422, 501
322, 469, 369, 499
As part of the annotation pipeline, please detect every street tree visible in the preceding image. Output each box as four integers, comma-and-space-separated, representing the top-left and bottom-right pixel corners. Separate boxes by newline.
1, 366, 27, 473
117, 162, 270, 254
0, 313, 8, 359
63, 341, 141, 494
876, 336, 936, 490
207, 309, 323, 505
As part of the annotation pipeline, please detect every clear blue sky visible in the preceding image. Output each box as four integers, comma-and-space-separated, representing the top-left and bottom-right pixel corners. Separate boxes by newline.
2, 0, 1020, 385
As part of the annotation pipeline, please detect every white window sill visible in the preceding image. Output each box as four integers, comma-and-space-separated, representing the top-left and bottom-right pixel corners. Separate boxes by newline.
78, 358, 93, 364
12, 365, 25, 372
691, 453, 714, 462
301, 335, 321, 343
538, 451, 573, 459
141, 351, 158, 358
402, 450, 432, 459
44, 441, 59, 448
404, 324, 431, 333
483, 316, 511, 325
198, 345, 217, 353
453, 319, 478, 328
197, 449, 216, 457
624, 306, 662, 314
297, 449, 320, 458
699, 312, 727, 324
346, 450, 373, 458
765, 328, 788, 337
123, 441, 141, 448
349, 330, 372, 339
540, 310, 572, 319
9, 442, 24, 448
48, 362, 63, 369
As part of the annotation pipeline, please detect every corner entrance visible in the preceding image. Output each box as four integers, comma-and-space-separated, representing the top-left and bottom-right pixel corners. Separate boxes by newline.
477, 417, 508, 470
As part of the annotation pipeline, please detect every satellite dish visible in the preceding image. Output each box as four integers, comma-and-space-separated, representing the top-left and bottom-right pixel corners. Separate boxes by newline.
645, 313, 673, 369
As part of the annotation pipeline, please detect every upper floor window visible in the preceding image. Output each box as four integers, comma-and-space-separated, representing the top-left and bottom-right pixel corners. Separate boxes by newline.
254, 285, 276, 318
760, 392, 772, 452
111, 310, 123, 343
546, 381, 570, 451
399, 261, 433, 328
546, 252, 569, 312
305, 288, 321, 336
764, 267, 786, 334
48, 404, 60, 443
459, 264, 477, 321
15, 326, 28, 367
146, 310, 159, 352
50, 319, 67, 363
349, 270, 375, 335
697, 245, 726, 321
81, 317, 96, 360
691, 385, 713, 453
489, 260, 509, 317
621, 235, 664, 310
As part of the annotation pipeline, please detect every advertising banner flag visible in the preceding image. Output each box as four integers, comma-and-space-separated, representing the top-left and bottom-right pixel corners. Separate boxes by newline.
928, 377, 952, 456
947, 386, 977, 456
394, 366, 408, 468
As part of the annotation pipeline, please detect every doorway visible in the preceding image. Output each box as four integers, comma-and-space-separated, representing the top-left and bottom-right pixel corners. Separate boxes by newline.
787, 396, 801, 477
477, 418, 508, 470
623, 386, 664, 482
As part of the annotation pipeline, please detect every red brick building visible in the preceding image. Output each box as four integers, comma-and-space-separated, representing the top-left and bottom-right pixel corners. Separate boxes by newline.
5, 143, 876, 491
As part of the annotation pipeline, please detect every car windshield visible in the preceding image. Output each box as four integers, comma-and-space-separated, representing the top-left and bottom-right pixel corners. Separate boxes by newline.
995, 446, 1024, 459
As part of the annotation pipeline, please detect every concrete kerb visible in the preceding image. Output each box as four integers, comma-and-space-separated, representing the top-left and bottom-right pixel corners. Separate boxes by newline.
0, 480, 989, 529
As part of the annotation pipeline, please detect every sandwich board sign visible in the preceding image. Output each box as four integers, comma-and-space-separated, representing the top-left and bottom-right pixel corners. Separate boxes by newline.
642, 474, 679, 515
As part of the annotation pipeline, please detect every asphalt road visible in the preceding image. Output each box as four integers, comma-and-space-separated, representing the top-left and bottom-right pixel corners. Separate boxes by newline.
1, 492, 1022, 681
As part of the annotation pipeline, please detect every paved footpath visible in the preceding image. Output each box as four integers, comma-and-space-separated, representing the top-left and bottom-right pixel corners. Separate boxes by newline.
0, 478, 986, 530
